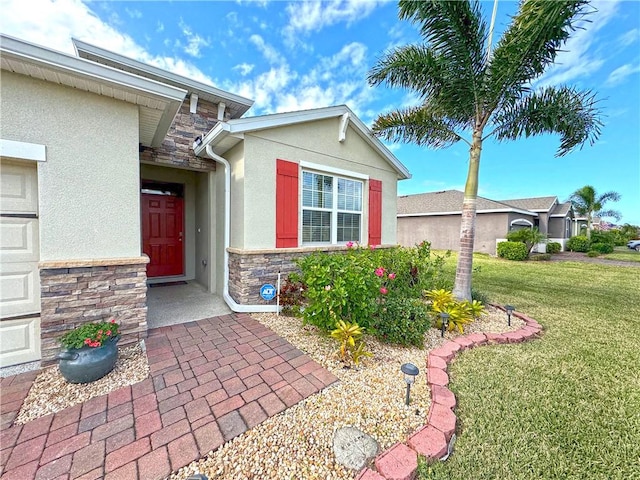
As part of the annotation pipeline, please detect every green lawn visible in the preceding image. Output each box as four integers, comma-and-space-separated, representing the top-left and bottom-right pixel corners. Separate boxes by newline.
603, 246, 640, 263
419, 254, 640, 480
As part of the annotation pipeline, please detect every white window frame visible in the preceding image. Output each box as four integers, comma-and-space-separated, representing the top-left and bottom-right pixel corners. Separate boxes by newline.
299, 166, 365, 246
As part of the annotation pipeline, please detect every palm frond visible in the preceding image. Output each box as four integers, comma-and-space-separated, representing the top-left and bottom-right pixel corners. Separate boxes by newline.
490, 86, 603, 156
371, 106, 463, 149
486, 0, 592, 110
374, 0, 488, 122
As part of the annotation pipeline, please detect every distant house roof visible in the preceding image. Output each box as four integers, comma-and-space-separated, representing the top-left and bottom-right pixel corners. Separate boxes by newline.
72, 39, 254, 120
195, 105, 411, 180
550, 202, 573, 217
397, 190, 536, 217
499, 196, 558, 212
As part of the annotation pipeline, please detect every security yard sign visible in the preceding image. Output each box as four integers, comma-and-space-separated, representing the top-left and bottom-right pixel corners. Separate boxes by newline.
260, 284, 277, 301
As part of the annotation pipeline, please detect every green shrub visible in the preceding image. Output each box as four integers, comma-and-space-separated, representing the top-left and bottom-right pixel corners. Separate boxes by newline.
567, 235, 590, 252
547, 242, 562, 254
297, 242, 447, 334
372, 298, 431, 347
587, 250, 600, 257
590, 242, 614, 254
506, 227, 546, 256
471, 288, 490, 304
590, 231, 616, 247
529, 253, 552, 261
497, 241, 528, 261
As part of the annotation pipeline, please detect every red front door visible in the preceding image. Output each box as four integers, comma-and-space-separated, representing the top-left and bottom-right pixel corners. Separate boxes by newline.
142, 193, 184, 277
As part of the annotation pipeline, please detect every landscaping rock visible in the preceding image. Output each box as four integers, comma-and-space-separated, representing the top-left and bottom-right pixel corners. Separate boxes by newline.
333, 426, 379, 471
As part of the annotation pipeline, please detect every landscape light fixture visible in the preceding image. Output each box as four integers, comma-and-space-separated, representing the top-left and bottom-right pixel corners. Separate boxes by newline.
401, 363, 419, 406
505, 305, 515, 326
439, 312, 450, 338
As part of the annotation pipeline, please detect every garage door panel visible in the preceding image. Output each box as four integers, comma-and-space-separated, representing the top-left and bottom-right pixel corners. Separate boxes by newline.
0, 217, 39, 262
0, 263, 40, 317
0, 161, 38, 214
0, 316, 41, 367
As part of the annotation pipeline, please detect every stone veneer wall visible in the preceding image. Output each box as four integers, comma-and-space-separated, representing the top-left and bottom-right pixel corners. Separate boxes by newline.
39, 257, 149, 365
139, 100, 221, 172
228, 246, 395, 305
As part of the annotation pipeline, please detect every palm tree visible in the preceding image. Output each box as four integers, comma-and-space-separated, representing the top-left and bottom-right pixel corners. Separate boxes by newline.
368, 0, 603, 300
569, 185, 621, 239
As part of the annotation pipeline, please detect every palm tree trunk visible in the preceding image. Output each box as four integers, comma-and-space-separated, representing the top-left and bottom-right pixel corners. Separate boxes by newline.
453, 131, 482, 301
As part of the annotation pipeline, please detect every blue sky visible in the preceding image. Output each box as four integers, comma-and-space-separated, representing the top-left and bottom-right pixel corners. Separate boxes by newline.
2, 0, 639, 225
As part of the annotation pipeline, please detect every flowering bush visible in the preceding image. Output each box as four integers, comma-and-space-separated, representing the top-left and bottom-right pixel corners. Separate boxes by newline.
296, 242, 448, 344
60, 320, 120, 349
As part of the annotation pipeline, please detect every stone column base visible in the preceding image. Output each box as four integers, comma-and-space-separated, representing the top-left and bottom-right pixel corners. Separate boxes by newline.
39, 256, 149, 365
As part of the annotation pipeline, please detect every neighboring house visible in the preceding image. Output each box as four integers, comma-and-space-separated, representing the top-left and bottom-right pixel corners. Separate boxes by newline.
397, 190, 574, 254
0, 35, 410, 369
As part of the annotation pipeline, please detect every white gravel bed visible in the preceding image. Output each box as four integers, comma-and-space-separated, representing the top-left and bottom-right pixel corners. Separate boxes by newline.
171, 305, 522, 480
15, 343, 149, 424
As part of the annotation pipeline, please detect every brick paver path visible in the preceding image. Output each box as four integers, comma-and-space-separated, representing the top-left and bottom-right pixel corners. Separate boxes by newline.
0, 313, 338, 479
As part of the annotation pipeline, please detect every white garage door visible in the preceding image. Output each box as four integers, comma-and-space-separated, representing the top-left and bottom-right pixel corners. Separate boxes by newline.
0, 159, 41, 367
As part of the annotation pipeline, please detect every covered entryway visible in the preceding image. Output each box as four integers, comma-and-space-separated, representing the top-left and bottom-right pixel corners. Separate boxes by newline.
142, 181, 185, 278
0, 159, 41, 368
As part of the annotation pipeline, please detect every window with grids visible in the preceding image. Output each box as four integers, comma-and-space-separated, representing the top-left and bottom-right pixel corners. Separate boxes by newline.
302, 171, 362, 244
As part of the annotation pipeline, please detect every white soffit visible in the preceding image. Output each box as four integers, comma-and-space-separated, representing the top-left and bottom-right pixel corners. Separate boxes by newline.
0, 34, 187, 147
73, 39, 254, 119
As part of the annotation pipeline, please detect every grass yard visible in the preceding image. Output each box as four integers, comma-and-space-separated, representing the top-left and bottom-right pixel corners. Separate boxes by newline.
419, 254, 640, 480
603, 246, 640, 263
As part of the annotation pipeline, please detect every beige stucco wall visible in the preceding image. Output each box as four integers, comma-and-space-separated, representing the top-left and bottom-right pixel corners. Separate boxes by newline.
231, 117, 400, 250
397, 212, 511, 254
0, 72, 140, 260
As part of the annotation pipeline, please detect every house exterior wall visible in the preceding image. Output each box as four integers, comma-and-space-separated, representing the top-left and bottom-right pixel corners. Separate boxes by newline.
238, 118, 399, 250
1, 72, 141, 260
1, 72, 150, 364
397, 212, 509, 254
140, 99, 220, 172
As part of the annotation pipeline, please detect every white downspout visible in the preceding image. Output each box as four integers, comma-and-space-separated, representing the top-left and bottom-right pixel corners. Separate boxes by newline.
204, 144, 278, 313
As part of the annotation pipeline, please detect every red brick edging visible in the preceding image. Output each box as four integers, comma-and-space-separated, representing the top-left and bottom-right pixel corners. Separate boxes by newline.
357, 306, 544, 480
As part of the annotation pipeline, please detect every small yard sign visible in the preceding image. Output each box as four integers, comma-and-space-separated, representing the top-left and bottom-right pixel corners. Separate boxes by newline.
260, 284, 277, 301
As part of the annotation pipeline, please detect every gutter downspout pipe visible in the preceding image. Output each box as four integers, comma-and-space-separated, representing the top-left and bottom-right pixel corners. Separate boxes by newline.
204, 144, 278, 313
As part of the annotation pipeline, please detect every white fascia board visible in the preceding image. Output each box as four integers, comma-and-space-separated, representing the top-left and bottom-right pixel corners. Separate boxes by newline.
0, 139, 46, 162
398, 208, 538, 217
300, 161, 369, 180
1, 35, 187, 103
197, 105, 411, 180
72, 38, 254, 110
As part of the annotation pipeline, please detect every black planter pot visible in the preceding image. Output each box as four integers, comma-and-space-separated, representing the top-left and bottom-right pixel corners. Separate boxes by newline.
57, 335, 120, 384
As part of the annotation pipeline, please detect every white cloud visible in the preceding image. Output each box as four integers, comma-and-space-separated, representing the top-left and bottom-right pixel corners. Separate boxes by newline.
233, 62, 255, 76
285, 0, 383, 34
125, 7, 142, 19
0, 0, 215, 85
249, 34, 285, 65
605, 63, 640, 86
535, 0, 620, 87
618, 28, 640, 47
178, 18, 210, 58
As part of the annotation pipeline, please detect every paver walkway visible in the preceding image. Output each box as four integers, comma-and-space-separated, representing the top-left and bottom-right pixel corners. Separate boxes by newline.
0, 313, 338, 479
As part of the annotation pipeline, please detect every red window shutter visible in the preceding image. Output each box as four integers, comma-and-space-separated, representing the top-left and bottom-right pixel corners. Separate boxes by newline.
276, 159, 299, 248
368, 179, 382, 245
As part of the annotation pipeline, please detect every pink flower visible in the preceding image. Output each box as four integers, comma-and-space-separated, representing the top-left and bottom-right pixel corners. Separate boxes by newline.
388, 273, 396, 280
375, 267, 385, 277
110, 319, 116, 324
106, 330, 112, 336
324, 285, 332, 291
369, 245, 377, 250
346, 241, 354, 248
380, 287, 388, 295
84, 338, 91, 345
